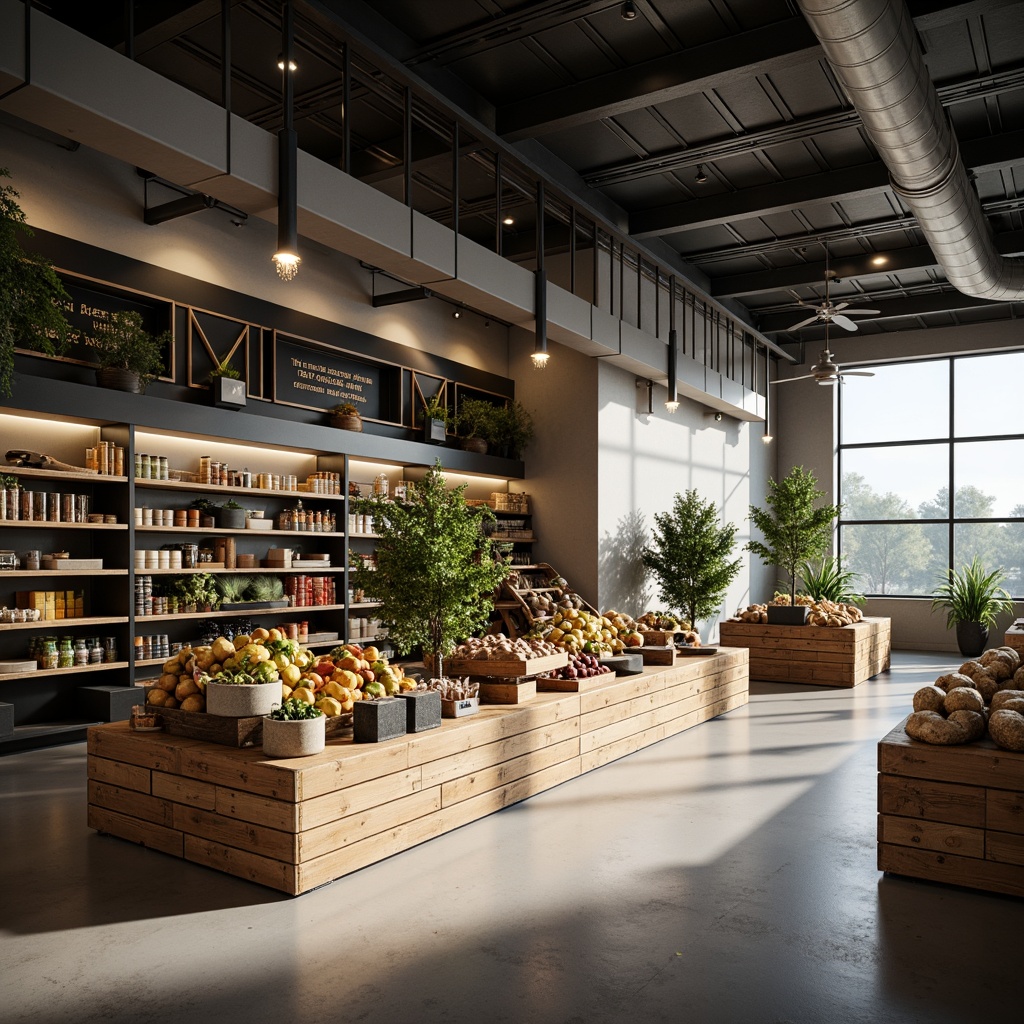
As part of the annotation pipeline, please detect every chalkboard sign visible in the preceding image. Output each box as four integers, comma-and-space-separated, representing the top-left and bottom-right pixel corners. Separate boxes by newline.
274, 333, 400, 422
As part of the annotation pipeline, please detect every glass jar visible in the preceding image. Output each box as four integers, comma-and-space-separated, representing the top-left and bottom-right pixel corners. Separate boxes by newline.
89, 637, 104, 664
103, 637, 118, 663
42, 639, 59, 670
74, 638, 89, 666
58, 637, 74, 668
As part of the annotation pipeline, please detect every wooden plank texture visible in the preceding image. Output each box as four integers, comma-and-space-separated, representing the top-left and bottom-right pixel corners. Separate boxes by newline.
878, 842, 1024, 899
88, 805, 183, 858
877, 813, 985, 858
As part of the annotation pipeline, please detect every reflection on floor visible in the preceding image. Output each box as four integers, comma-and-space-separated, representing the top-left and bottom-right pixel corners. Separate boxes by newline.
2, 651, 1019, 1024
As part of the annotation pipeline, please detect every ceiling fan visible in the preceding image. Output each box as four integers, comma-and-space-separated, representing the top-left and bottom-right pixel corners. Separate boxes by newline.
777, 344, 875, 386
786, 245, 880, 332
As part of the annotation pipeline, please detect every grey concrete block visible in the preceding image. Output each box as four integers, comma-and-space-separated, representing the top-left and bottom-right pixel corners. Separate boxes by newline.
396, 689, 441, 732
353, 696, 407, 743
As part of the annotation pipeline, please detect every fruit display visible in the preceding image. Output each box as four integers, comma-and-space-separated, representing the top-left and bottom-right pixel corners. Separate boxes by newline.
728, 598, 861, 626
452, 634, 560, 660
513, 573, 587, 619
636, 610, 690, 632
527, 608, 628, 655
289, 643, 416, 715
904, 646, 1024, 749
539, 652, 612, 682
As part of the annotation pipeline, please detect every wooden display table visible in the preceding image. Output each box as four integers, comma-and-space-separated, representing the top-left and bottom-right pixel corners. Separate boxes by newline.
717, 616, 890, 687
88, 650, 749, 895
877, 716, 1024, 898
1003, 622, 1024, 656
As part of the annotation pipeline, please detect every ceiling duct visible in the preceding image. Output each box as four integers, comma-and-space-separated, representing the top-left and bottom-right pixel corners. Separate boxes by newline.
795, 0, 1024, 301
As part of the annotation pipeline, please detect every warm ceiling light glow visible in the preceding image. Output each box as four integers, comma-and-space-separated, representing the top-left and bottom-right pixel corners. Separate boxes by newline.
452, 309, 462, 319
277, 57, 298, 71
665, 399, 680, 413
272, 251, 301, 281
502, 216, 514, 226
762, 431, 774, 444
530, 350, 550, 368
871, 255, 889, 266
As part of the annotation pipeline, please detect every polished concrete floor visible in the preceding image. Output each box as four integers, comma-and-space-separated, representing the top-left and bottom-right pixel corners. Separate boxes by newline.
1, 651, 1019, 1024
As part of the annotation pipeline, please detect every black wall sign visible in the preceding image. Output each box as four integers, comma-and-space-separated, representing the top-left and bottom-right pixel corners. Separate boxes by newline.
274, 334, 400, 421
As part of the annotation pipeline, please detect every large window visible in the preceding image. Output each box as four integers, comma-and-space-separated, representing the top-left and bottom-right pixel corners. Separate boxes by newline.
838, 352, 1024, 597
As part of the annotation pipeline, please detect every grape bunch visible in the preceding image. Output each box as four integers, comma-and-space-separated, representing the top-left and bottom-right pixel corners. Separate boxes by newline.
548, 652, 612, 681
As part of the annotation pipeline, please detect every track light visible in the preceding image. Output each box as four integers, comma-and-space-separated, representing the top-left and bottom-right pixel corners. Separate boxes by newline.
452, 309, 462, 319
277, 56, 297, 71
621, 1, 637, 19
695, 165, 708, 184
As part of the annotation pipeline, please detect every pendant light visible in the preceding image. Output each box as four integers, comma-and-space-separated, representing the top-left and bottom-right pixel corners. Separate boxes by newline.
665, 276, 679, 412
762, 343, 773, 444
531, 181, 549, 367
272, 1, 300, 281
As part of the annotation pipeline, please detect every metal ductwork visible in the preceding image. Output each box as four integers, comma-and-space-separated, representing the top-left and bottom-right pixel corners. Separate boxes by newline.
796, 0, 1024, 301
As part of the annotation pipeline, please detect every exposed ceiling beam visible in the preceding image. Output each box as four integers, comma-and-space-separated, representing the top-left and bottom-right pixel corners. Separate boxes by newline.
909, 0, 1024, 31
631, 130, 1024, 239
496, 17, 821, 141
129, 0, 248, 58
584, 64, 1024, 189
757, 290, 1014, 333
712, 230, 1024, 298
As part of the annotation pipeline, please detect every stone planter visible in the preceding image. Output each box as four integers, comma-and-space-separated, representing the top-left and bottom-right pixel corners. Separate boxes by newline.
424, 417, 446, 444
262, 714, 326, 758
211, 376, 246, 410
217, 507, 247, 530
205, 681, 279, 718
95, 367, 143, 393
766, 604, 809, 626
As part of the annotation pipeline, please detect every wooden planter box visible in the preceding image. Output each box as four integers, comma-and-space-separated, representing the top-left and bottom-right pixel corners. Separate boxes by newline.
717, 616, 890, 688
877, 716, 1024, 898
86, 649, 749, 895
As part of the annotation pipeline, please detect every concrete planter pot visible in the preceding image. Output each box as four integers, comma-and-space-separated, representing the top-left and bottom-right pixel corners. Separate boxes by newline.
262, 714, 325, 758
217, 507, 247, 530
205, 681, 279, 718
766, 605, 809, 626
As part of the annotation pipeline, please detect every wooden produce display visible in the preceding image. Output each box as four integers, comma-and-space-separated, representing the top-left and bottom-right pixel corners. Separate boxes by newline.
717, 616, 890, 687
877, 715, 1024, 898
1003, 620, 1024, 657
86, 649, 749, 895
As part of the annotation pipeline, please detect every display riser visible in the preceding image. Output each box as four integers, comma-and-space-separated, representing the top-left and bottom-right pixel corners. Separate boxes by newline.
86, 650, 749, 894
877, 715, 1024, 898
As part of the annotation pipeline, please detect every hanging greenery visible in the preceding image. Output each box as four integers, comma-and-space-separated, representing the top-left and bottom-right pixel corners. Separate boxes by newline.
351, 462, 510, 676
0, 167, 74, 396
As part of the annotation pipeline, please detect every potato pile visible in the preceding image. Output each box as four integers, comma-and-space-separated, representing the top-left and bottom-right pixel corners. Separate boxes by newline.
636, 611, 690, 632
146, 647, 205, 712
905, 646, 1024, 750
728, 598, 862, 626
730, 603, 769, 623
453, 634, 560, 661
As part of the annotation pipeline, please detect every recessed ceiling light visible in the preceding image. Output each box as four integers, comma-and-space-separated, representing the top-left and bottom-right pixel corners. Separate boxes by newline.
695, 165, 708, 184
621, 2, 637, 20
502, 216, 514, 226
871, 255, 889, 266
277, 56, 298, 71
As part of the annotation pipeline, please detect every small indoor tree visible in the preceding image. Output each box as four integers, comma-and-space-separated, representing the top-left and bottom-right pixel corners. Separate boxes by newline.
350, 462, 510, 676
642, 489, 742, 634
747, 466, 841, 605
0, 167, 73, 396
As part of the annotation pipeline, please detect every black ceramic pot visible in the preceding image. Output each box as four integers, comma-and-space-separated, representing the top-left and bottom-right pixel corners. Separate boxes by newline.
766, 604, 809, 626
955, 621, 988, 658
95, 367, 142, 393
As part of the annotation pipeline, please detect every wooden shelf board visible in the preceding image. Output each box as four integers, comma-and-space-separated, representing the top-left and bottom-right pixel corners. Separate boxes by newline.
134, 525, 343, 537
0, 660, 130, 682
0, 569, 129, 577
137, 567, 341, 575
0, 520, 126, 530
3, 466, 126, 484
136, 605, 345, 622
0, 615, 130, 632
349, 602, 382, 610
134, 479, 344, 501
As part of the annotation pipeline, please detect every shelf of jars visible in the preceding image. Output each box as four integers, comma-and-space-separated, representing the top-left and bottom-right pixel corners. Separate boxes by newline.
0, 616, 130, 631
134, 479, 345, 501
3, 466, 128, 485
133, 604, 347, 623
2, 569, 129, 577
135, 567, 344, 575
2, 521, 127, 531
134, 526, 343, 537
0, 660, 131, 683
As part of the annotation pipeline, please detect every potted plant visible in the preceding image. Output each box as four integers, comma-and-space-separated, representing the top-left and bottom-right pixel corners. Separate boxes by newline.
931, 556, 1015, 657
91, 309, 168, 394
189, 497, 218, 528
486, 400, 535, 460
746, 467, 841, 625
209, 356, 246, 410
454, 397, 495, 454
350, 461, 510, 677
329, 402, 363, 432
421, 392, 448, 445
217, 498, 247, 530
169, 573, 220, 613
263, 697, 325, 758
642, 489, 742, 640
0, 168, 74, 398
799, 555, 865, 606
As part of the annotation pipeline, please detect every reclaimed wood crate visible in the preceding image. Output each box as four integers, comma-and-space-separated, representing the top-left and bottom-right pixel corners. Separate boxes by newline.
155, 704, 351, 747
1003, 626, 1024, 657
877, 715, 1024, 898
717, 616, 890, 687
478, 678, 537, 704
446, 651, 568, 678
535, 670, 614, 693
639, 646, 676, 666
87, 649, 749, 895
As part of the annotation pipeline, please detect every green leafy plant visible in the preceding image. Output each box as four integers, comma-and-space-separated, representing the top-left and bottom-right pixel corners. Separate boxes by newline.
209, 356, 240, 380
169, 573, 220, 610
931, 556, 1014, 629
247, 575, 284, 602
642, 489, 742, 632
350, 461, 510, 675
221, 499, 244, 510
91, 309, 168, 390
454, 397, 497, 441
268, 697, 323, 720
488, 401, 535, 459
0, 474, 19, 489
799, 555, 865, 606
421, 392, 448, 425
747, 467, 841, 605
0, 167, 74, 397
189, 497, 218, 515
215, 575, 252, 603
331, 402, 359, 416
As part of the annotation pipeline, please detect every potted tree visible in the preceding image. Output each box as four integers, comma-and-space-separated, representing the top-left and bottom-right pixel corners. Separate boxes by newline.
642, 489, 742, 640
92, 309, 168, 393
0, 167, 73, 397
747, 467, 841, 625
454, 397, 495, 454
350, 461, 510, 677
209, 356, 246, 410
263, 697, 325, 758
931, 556, 1015, 657
329, 402, 363, 432
421, 392, 448, 445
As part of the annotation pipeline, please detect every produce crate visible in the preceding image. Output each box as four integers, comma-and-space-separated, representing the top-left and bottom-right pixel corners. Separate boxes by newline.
638, 629, 685, 647
151, 703, 351, 747
639, 646, 676, 666
535, 671, 613, 693
478, 679, 537, 704
446, 650, 568, 678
